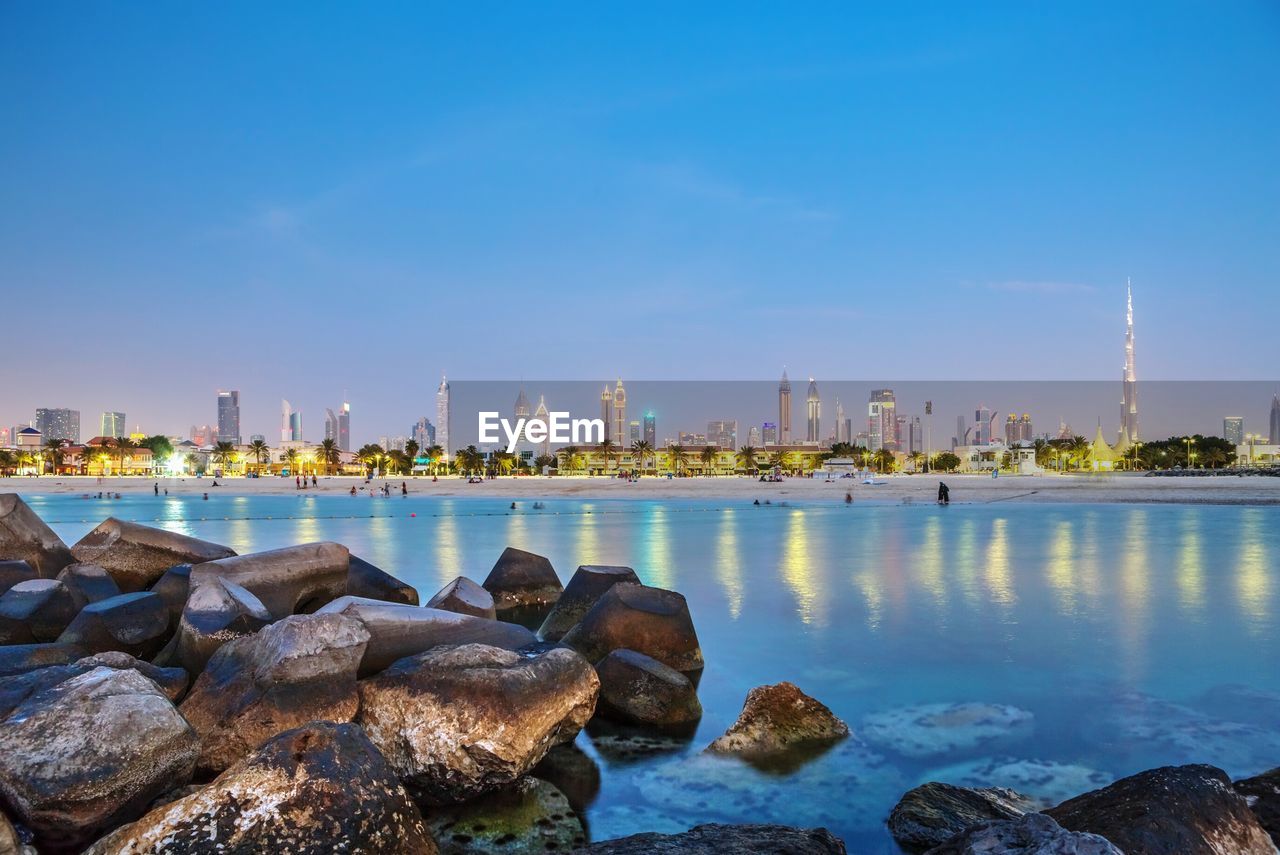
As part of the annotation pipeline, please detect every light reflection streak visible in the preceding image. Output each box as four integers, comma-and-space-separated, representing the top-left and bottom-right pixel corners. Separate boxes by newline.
715, 510, 743, 619
1119, 509, 1149, 680
1177, 511, 1205, 614
1237, 509, 1271, 632
914, 515, 946, 610
642, 505, 674, 590
984, 517, 1015, 608
1046, 519, 1077, 614
781, 509, 824, 626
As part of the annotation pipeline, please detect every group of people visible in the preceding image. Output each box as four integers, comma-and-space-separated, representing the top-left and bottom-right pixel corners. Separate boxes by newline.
295, 474, 318, 489
348, 482, 409, 497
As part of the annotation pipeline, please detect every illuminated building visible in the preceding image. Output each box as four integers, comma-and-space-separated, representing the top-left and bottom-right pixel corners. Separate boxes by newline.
1224, 417, 1244, 446
217, 390, 241, 445
868, 389, 897, 450
436, 375, 451, 458
643, 411, 656, 447
778, 370, 792, 443
1121, 280, 1140, 443
100, 412, 126, 438
762, 421, 777, 445
806, 378, 820, 442
612, 380, 626, 447
35, 408, 79, 443
600, 385, 614, 443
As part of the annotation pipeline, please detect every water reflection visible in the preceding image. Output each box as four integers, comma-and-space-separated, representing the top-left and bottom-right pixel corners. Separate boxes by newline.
643, 505, 674, 590
984, 517, 1015, 608
1237, 509, 1271, 632
715, 510, 743, 619
913, 515, 946, 611
433, 508, 461, 584
1119, 509, 1150, 679
1177, 510, 1205, 615
781, 509, 824, 626
573, 505, 598, 566
1046, 519, 1077, 614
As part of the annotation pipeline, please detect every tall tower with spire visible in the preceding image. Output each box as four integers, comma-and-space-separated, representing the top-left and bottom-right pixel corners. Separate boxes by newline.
534, 394, 551, 458
436, 375, 451, 459
600, 385, 614, 444
806, 378, 821, 443
612, 379, 626, 447
778, 369, 792, 444
1121, 280, 1139, 444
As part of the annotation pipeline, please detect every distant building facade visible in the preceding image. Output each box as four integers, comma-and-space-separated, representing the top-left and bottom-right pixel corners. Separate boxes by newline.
436, 375, 451, 458
643, 411, 656, 447
706, 420, 738, 450
806, 378, 820, 442
1224, 417, 1244, 446
868, 389, 897, 450
35, 408, 79, 443
100, 412, 126, 438
217, 390, 241, 446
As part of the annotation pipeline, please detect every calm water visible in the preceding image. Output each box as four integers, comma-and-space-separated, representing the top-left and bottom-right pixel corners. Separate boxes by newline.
26, 494, 1280, 852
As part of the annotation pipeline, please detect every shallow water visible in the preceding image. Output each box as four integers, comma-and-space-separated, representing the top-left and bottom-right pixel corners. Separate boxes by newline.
27, 494, 1280, 852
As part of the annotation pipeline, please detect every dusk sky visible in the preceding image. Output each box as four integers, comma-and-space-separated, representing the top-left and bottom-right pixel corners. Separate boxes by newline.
2, 3, 1277, 442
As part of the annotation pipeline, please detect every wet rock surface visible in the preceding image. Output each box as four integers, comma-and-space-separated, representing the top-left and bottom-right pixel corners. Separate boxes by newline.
919, 757, 1114, 810
539, 565, 639, 642
707, 682, 847, 758
427, 575, 497, 619
483, 546, 563, 615
71, 519, 235, 592
0, 495, 75, 578
1046, 764, 1275, 855
56, 591, 169, 658
347, 554, 419, 605
925, 812, 1121, 855
0, 580, 79, 644
179, 612, 369, 774
357, 643, 598, 803
85, 722, 438, 854
192, 541, 349, 618
595, 648, 701, 729
429, 776, 586, 854
888, 782, 1036, 851
578, 822, 849, 853
561, 583, 703, 673
1235, 767, 1280, 846
0, 653, 187, 716
174, 574, 271, 674
861, 701, 1034, 759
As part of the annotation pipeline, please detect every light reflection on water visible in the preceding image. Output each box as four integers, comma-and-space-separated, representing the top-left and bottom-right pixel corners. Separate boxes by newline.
25, 494, 1280, 853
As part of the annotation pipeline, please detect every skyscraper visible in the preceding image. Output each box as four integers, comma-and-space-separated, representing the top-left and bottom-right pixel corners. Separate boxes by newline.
1121, 280, 1140, 444
834, 399, 846, 443
706, 420, 738, 450
412, 416, 435, 450
217, 390, 241, 446
534, 396, 551, 458
280, 400, 302, 442
612, 380, 626, 447
436, 375, 451, 458
762, 422, 777, 446
100, 411, 126, 438
600, 385, 614, 443
974, 405, 994, 445
778, 370, 792, 444
629, 421, 641, 445
806, 378, 820, 442
1270, 395, 1280, 444
907, 415, 923, 454
748, 425, 761, 447
513, 387, 532, 452
868, 389, 897, 450
643, 411, 656, 447
1224, 417, 1244, 446
35, 409, 79, 443
324, 408, 339, 444
339, 401, 350, 451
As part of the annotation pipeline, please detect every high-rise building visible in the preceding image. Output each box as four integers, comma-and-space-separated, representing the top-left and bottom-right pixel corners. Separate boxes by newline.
679, 432, 708, 446
953, 415, 969, 449
643, 411, 656, 448
748, 425, 761, 447
338, 401, 350, 451
100, 412, 126, 438
778, 370, 792, 443
324, 408, 339, 444
762, 422, 777, 446
436, 375, 451, 459
706, 420, 738, 450
612, 380, 626, 448
907, 415, 923, 455
281, 400, 302, 442
412, 416, 435, 450
1224, 417, 1244, 446
513, 387, 532, 452
191, 424, 215, 446
868, 389, 897, 450
629, 421, 641, 445
0, 427, 9, 448
217, 390, 241, 446
805, 378, 821, 442
1270, 395, 1280, 444
600, 385, 614, 443
35, 408, 79, 443
1121, 280, 1140, 444
833, 399, 846, 443
535, 396, 551, 457
973, 405, 994, 445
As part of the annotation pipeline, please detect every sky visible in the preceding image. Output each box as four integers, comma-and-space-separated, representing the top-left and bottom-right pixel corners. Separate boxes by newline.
2, 3, 1278, 443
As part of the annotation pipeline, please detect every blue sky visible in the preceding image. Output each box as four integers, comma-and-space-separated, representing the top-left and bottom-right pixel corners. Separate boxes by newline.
2, 3, 1277, 440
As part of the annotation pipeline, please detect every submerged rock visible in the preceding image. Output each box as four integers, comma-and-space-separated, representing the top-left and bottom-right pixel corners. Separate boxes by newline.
861, 701, 1033, 759
0, 667, 199, 853
531, 743, 601, 814
585, 723, 696, 766
357, 643, 598, 803
0, 494, 75, 578
192, 541, 349, 618
578, 823, 848, 853
85, 722, 437, 854
54, 563, 121, 608
482, 547, 563, 615
539, 564, 639, 642
926, 813, 1120, 855
707, 682, 847, 758
57, 591, 170, 659
429, 777, 585, 854
179, 612, 369, 774
1046, 764, 1274, 855
0, 559, 36, 596
887, 782, 1036, 851
426, 576, 497, 619
71, 519, 235, 592
1235, 767, 1280, 846
561, 584, 703, 673
317, 596, 535, 676
347, 555, 419, 605
174, 574, 272, 674
919, 757, 1114, 810
0, 580, 79, 644
595, 649, 701, 729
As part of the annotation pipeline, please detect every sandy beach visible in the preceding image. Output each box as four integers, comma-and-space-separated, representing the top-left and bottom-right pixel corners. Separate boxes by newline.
8, 472, 1280, 505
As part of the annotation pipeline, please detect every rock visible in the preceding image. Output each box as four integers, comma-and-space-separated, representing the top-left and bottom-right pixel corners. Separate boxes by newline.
316, 596, 536, 676
1046, 764, 1274, 855
578, 823, 849, 853
539, 564, 640, 642
426, 576, 497, 619
925, 813, 1120, 855
84, 722, 437, 855
54, 563, 121, 608
0, 643, 84, 677
179, 612, 369, 774
1235, 767, 1280, 846
707, 682, 846, 759
174, 575, 272, 674
920, 757, 1114, 810
0, 494, 75, 578
149, 563, 191, 631
193, 541, 349, 618
429, 777, 586, 854
482, 546, 563, 615
70, 518, 234, 592
0, 667, 198, 852
888, 782, 1037, 851
595, 649, 701, 729
76, 652, 188, 701
561, 584, 703, 673
1, 808, 31, 855
0, 560, 36, 596
357, 643, 598, 803
861, 702, 1034, 759
0, 580, 79, 643
56, 591, 170, 659
0, 653, 188, 716
347, 555, 419, 604
531, 743, 601, 814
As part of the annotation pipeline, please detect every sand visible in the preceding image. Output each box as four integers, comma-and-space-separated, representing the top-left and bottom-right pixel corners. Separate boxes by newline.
8, 472, 1280, 505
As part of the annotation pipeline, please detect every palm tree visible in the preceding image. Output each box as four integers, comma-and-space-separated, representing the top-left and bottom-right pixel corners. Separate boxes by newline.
455, 445, 483, 476
355, 444, 382, 477
1068, 435, 1089, 471
534, 453, 556, 473
667, 444, 689, 475
424, 444, 444, 475
907, 451, 924, 472
209, 441, 236, 475
184, 453, 201, 475
315, 438, 341, 475
283, 448, 299, 474
767, 450, 791, 474
735, 445, 758, 475
1202, 447, 1228, 469
598, 438, 617, 474
17, 451, 37, 476
386, 449, 410, 475
558, 446, 581, 475
491, 450, 516, 476
872, 448, 896, 473
630, 440, 653, 475
113, 436, 137, 475
404, 439, 420, 471
1033, 437, 1052, 468
246, 439, 270, 474
699, 445, 718, 475
0, 449, 15, 476
43, 438, 65, 475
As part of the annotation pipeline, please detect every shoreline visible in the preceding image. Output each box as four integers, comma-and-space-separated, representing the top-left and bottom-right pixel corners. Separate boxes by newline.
6, 472, 1280, 506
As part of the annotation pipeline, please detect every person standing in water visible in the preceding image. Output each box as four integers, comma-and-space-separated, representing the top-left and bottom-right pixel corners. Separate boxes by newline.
937, 482, 950, 505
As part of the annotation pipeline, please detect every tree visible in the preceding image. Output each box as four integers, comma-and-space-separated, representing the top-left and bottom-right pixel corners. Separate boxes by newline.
43, 438, 65, 475
404, 439, 420, 470
699, 445, 718, 475
0, 449, 16, 476
212, 441, 236, 474
630, 440, 653, 475
355, 444, 384, 477
766, 450, 791, 473
283, 448, 299, 474
933, 451, 961, 473
598, 439, 617, 474
1068, 435, 1089, 471
907, 451, 924, 471
872, 448, 896, 474
184, 453, 203, 475
246, 439, 270, 474
667, 444, 689, 475
534, 453, 556, 473
424, 444, 444, 475
455, 445, 484, 476
385, 449, 410, 475
558, 446, 581, 475
139, 435, 174, 463
491, 450, 516, 476
735, 445, 758, 474
315, 438, 341, 475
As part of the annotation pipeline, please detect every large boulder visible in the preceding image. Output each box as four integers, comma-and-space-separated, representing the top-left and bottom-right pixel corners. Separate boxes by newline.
1236, 767, 1280, 846
0, 653, 188, 716
54, 563, 121, 609
316, 596, 535, 676
70, 518, 234, 592
56, 591, 169, 659
0, 580, 79, 643
173, 575, 271, 674
179, 613, 369, 774
926, 813, 1120, 855
539, 564, 640, 642
0, 495, 74, 578
1046, 764, 1274, 855
707, 682, 848, 758
150, 563, 191, 631
347, 555, 418, 605
595, 648, 702, 728
578, 823, 848, 853
561, 583, 703, 673
888, 782, 1036, 851
76, 651, 188, 701
0, 667, 198, 852
426, 576, 497, 619
85, 722, 437, 854
0, 643, 84, 678
1, 808, 32, 855
482, 546, 563, 615
0, 560, 36, 596
357, 643, 598, 803
192, 542, 349, 618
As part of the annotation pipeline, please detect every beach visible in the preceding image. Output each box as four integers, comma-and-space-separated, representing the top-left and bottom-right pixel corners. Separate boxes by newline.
10, 472, 1280, 505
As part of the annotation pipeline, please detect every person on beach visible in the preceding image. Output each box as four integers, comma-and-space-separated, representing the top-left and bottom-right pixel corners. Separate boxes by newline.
312, 474, 317, 486
938, 482, 950, 505
350, 486, 357, 495
845, 492, 853, 504
296, 475, 300, 489
154, 483, 159, 495
401, 482, 407, 496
